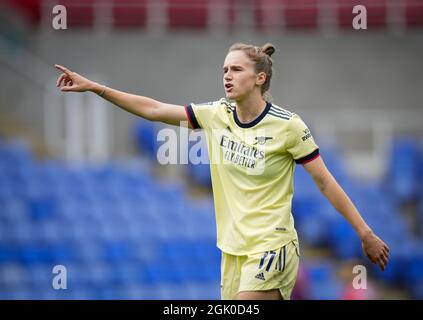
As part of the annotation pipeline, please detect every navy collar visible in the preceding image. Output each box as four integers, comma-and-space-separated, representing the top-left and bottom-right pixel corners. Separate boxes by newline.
233, 102, 271, 128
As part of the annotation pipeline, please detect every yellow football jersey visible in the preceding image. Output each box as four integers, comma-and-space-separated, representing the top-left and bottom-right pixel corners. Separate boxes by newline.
185, 98, 319, 255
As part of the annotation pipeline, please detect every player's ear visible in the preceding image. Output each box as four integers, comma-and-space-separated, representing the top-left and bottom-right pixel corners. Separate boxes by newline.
256, 72, 266, 86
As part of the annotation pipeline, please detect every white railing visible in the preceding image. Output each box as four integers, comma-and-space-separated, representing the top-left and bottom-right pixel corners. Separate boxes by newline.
0, 36, 112, 163
314, 108, 423, 180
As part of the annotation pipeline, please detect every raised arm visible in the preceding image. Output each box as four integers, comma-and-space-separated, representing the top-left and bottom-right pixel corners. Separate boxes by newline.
55, 64, 190, 127
302, 156, 390, 271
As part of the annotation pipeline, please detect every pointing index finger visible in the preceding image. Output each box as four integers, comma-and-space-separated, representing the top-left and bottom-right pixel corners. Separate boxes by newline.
55, 64, 72, 75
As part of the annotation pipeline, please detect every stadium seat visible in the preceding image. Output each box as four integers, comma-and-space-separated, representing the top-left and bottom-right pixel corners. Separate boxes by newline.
155, 282, 194, 300
4, 0, 41, 25
0, 224, 14, 244
26, 265, 52, 290
187, 162, 212, 187
297, 214, 328, 245
131, 284, 163, 299
387, 137, 420, 202
102, 240, 136, 264
58, 0, 95, 27
403, 253, 423, 285
254, 0, 284, 30
255, 0, 318, 30
327, 218, 361, 258
307, 261, 343, 299
1, 198, 28, 224
405, 0, 423, 28
284, 0, 318, 30
133, 119, 160, 160
411, 279, 423, 299
0, 139, 33, 165
167, 0, 208, 29
0, 247, 16, 264
27, 196, 58, 221
113, 0, 147, 28
142, 263, 184, 284
11, 222, 40, 246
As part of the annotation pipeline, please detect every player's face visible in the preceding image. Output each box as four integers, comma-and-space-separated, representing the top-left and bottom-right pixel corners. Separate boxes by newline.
223, 51, 258, 101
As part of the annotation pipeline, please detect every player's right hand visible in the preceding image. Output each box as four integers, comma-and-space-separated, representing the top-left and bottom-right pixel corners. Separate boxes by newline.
361, 231, 389, 271
55, 64, 94, 92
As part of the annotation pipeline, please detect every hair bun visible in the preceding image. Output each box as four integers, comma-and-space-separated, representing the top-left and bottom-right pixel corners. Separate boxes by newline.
261, 43, 275, 57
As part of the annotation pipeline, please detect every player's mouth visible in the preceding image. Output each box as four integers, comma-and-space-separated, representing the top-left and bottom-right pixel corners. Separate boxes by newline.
225, 83, 234, 92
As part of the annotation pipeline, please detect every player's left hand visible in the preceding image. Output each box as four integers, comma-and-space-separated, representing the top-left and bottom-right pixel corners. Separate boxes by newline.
361, 231, 389, 271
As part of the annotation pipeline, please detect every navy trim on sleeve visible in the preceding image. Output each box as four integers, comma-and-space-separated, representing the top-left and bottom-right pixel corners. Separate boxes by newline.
295, 148, 320, 164
185, 104, 201, 129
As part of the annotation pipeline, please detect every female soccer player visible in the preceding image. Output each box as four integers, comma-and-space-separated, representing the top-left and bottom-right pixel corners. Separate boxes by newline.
55, 42, 389, 300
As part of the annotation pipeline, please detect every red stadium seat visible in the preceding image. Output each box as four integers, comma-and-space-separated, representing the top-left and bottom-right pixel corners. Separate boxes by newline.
113, 0, 147, 28
255, 0, 284, 30
167, 0, 208, 29
255, 0, 318, 30
405, 0, 423, 28
58, 0, 95, 28
284, 0, 318, 30
337, 0, 386, 30
5, 0, 41, 25
210, 0, 236, 30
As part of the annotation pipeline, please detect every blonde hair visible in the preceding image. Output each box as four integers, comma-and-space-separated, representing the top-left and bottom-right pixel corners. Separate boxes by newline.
228, 42, 276, 98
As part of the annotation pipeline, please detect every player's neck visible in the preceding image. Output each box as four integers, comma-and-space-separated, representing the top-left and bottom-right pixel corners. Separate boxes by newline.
235, 94, 267, 124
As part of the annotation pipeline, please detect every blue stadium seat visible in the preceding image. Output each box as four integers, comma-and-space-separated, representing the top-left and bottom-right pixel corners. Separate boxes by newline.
411, 279, 423, 299
327, 218, 361, 259
0, 224, 14, 243
26, 265, 53, 290
13, 222, 42, 246
94, 286, 128, 300
297, 214, 328, 245
187, 163, 211, 187
133, 119, 160, 159
184, 215, 217, 240
27, 196, 58, 221
404, 253, 423, 285
292, 195, 320, 226
83, 261, 115, 289
3, 290, 37, 300
187, 281, 221, 300
155, 283, 194, 300
309, 279, 342, 300
0, 139, 33, 166
2, 198, 28, 224
122, 284, 145, 300
141, 263, 184, 284
307, 261, 343, 299
388, 137, 420, 202
102, 241, 136, 264
17, 244, 53, 265
0, 263, 29, 291
107, 264, 139, 287
0, 246, 17, 264
194, 240, 221, 267
134, 284, 163, 300
49, 243, 77, 264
